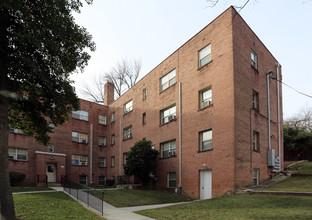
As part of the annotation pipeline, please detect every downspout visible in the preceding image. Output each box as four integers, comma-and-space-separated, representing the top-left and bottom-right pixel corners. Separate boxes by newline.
276, 62, 281, 171
266, 71, 273, 150
89, 124, 93, 185
119, 119, 122, 176
178, 82, 182, 190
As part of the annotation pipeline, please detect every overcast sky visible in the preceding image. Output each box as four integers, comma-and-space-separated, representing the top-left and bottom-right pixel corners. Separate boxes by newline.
71, 0, 312, 119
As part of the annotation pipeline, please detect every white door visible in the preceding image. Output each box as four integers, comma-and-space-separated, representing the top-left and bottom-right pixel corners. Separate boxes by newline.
46, 164, 56, 183
200, 170, 212, 200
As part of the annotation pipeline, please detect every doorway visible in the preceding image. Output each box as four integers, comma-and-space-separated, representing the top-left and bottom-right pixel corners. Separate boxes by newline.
200, 170, 212, 200
46, 164, 56, 183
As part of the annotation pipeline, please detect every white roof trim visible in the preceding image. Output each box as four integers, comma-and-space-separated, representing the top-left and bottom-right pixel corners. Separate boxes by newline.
35, 151, 67, 157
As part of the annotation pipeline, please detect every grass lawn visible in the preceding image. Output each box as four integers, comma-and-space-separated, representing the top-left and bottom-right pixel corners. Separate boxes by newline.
288, 161, 312, 174
137, 194, 312, 219
100, 189, 191, 207
12, 186, 53, 193
260, 176, 312, 192
14, 192, 103, 220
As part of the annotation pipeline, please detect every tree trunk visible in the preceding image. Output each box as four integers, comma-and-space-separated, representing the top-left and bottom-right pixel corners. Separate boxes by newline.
0, 55, 16, 220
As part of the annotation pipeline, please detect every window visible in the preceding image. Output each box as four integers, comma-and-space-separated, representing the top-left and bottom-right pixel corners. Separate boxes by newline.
253, 131, 259, 152
252, 89, 259, 110
49, 123, 55, 132
161, 140, 176, 158
124, 100, 133, 114
8, 148, 27, 161
200, 129, 212, 151
161, 105, 176, 125
111, 156, 115, 167
251, 50, 258, 69
71, 155, 88, 166
199, 87, 212, 109
168, 172, 176, 188
253, 169, 259, 185
99, 115, 107, 125
72, 131, 88, 144
98, 136, 106, 146
123, 126, 132, 140
79, 175, 87, 185
9, 127, 23, 134
111, 112, 115, 123
72, 110, 88, 121
142, 112, 146, 124
98, 157, 106, 168
143, 88, 147, 100
123, 153, 128, 165
160, 69, 176, 92
48, 144, 54, 153
99, 176, 106, 185
111, 134, 115, 145
199, 44, 211, 68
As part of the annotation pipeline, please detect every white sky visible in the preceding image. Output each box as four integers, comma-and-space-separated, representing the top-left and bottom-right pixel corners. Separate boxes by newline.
71, 0, 312, 119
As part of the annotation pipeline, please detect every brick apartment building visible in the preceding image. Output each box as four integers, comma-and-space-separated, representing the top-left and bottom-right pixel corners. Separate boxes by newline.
8, 6, 283, 199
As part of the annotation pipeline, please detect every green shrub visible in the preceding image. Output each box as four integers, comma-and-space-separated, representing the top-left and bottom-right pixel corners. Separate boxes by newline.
106, 179, 115, 187
9, 172, 25, 186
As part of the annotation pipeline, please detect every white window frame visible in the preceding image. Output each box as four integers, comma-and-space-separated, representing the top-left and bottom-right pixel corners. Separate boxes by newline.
252, 89, 259, 109
200, 129, 212, 151
161, 105, 176, 125
48, 144, 54, 153
253, 169, 259, 185
143, 88, 147, 100
111, 134, 115, 145
79, 175, 87, 185
71, 155, 88, 166
99, 115, 107, 125
49, 123, 55, 132
111, 112, 115, 122
9, 127, 23, 134
253, 130, 259, 152
124, 100, 133, 114
200, 87, 212, 109
8, 148, 27, 161
72, 110, 88, 121
98, 136, 106, 146
123, 153, 128, 165
123, 126, 132, 140
99, 176, 106, 185
98, 157, 106, 168
168, 172, 176, 188
199, 44, 211, 68
111, 156, 115, 167
251, 50, 258, 69
72, 131, 88, 144
161, 140, 176, 158
160, 69, 176, 92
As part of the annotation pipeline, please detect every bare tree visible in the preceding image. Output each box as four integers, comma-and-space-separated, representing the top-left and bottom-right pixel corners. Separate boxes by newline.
81, 58, 141, 102
206, 0, 251, 12
284, 106, 312, 131
80, 75, 105, 103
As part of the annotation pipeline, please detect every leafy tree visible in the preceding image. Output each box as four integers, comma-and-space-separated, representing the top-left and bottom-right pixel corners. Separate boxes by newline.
284, 126, 312, 161
124, 140, 159, 186
0, 1, 95, 219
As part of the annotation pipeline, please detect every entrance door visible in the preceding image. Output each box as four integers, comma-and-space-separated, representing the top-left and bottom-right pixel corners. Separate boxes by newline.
200, 170, 212, 200
46, 164, 56, 183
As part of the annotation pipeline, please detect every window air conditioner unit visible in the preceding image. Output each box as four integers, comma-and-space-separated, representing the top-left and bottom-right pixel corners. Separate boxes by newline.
81, 162, 86, 166
168, 151, 172, 156
172, 151, 176, 156
81, 140, 87, 143
168, 115, 176, 121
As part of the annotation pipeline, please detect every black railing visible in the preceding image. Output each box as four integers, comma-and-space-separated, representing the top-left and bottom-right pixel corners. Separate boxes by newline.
37, 175, 47, 184
62, 178, 104, 216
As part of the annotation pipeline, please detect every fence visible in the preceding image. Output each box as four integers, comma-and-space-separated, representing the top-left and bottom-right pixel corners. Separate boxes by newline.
63, 178, 104, 216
